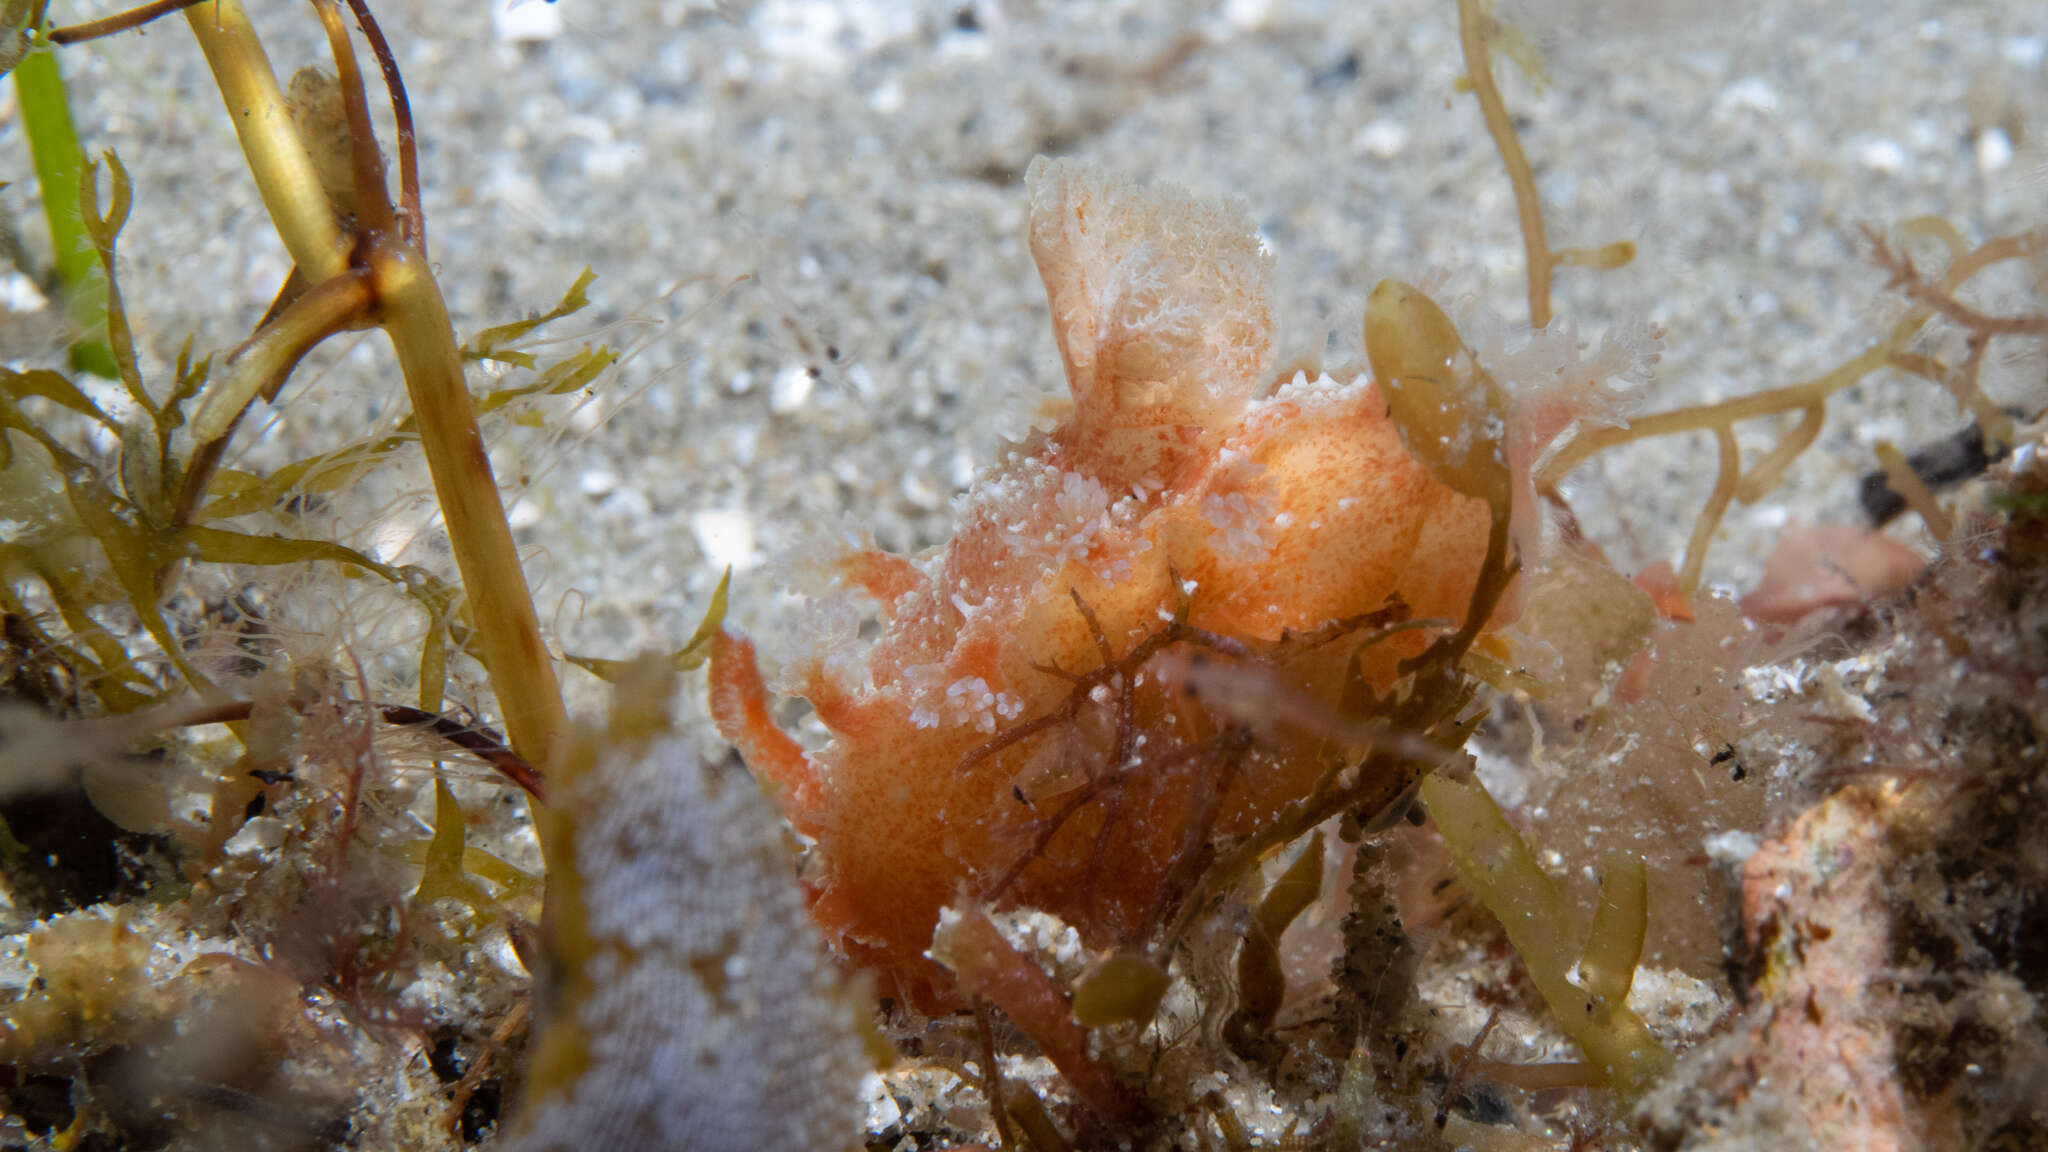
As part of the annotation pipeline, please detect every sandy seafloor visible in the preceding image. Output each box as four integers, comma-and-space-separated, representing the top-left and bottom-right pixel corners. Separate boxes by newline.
3, 0, 2043, 700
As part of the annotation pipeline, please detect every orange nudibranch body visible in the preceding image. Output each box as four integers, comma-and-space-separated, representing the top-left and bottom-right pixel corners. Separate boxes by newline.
711, 158, 1513, 1007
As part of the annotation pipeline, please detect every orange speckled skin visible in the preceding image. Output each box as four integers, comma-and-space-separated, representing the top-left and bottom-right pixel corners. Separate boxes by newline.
711, 159, 1499, 1008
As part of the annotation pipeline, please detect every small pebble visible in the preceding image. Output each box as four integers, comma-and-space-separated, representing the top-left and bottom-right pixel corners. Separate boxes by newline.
1854, 136, 1908, 175
1975, 126, 2014, 174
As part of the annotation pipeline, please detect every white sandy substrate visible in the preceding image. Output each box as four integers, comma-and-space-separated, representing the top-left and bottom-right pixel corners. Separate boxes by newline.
3, 0, 2044, 693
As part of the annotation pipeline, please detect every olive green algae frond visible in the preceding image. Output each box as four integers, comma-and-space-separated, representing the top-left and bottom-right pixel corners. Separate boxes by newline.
1421, 773, 1671, 1098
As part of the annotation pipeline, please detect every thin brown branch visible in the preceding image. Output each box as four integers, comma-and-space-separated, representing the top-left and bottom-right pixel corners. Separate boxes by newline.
962, 709, 1078, 776
444, 999, 529, 1143
1456, 0, 1552, 328
310, 0, 396, 237
983, 736, 1220, 908
1678, 424, 1741, 596
975, 1000, 1021, 1152
1540, 229, 2040, 499
379, 704, 547, 800
1874, 439, 1954, 543
1069, 585, 1116, 668
1473, 1058, 1603, 1092
341, 0, 422, 251
145, 697, 544, 798
180, 266, 376, 522
1734, 402, 1824, 504
1276, 599, 1411, 648
959, 592, 1207, 775
1136, 730, 1246, 948
1888, 336, 2014, 452
1866, 224, 2048, 337
1436, 1007, 1503, 1129
48, 0, 207, 44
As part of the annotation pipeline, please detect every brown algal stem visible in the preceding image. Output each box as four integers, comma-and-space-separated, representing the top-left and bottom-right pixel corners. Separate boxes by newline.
184, 0, 350, 280
310, 0, 395, 236
368, 233, 566, 777
341, 0, 423, 249
47, 0, 207, 44
168, 0, 565, 839
181, 267, 376, 518
1456, 0, 1552, 328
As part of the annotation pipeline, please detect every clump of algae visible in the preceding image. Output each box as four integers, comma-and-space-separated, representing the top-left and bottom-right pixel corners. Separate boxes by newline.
0, 2, 605, 1145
